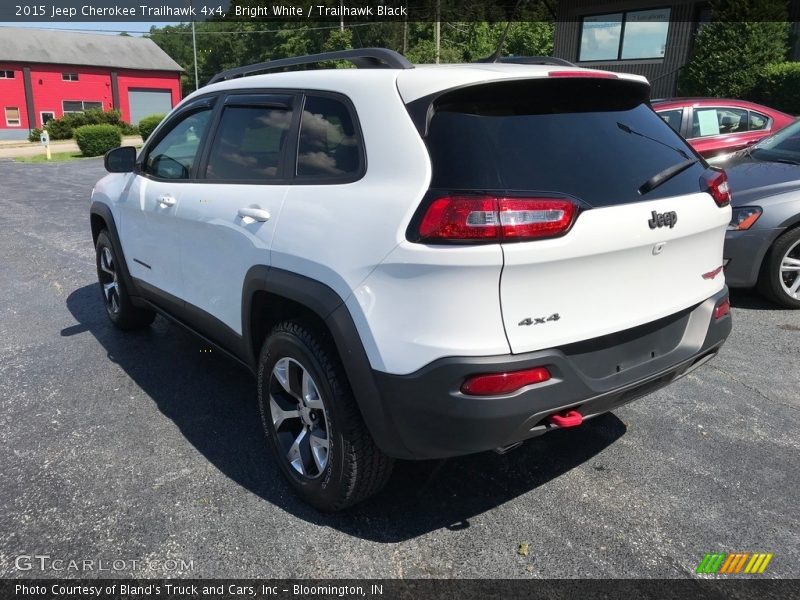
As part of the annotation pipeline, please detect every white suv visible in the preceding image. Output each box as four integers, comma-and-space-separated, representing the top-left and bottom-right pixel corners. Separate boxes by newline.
91, 49, 732, 511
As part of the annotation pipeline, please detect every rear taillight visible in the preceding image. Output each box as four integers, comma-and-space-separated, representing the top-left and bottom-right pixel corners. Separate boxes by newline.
714, 296, 731, 320
461, 367, 551, 396
548, 70, 617, 79
417, 196, 578, 243
701, 168, 731, 207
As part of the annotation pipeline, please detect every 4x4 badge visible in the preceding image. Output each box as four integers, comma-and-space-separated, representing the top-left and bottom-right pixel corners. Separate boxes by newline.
648, 210, 678, 229
519, 313, 561, 327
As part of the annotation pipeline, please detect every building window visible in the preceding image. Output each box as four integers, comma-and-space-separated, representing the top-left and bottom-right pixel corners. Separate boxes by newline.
40, 111, 55, 125
63, 100, 103, 114
0, 70, 15, 79
62, 73, 79, 81
579, 8, 671, 62
5, 107, 21, 127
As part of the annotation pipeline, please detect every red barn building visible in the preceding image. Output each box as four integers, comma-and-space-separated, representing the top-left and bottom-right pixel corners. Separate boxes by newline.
0, 27, 182, 140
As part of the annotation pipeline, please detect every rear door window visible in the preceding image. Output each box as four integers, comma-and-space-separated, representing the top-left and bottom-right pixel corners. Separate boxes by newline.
749, 111, 769, 131
205, 96, 293, 181
690, 107, 748, 138
424, 78, 704, 207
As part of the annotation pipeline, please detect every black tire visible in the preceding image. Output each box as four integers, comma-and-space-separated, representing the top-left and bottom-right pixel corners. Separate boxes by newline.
257, 320, 393, 511
757, 227, 800, 309
95, 230, 156, 329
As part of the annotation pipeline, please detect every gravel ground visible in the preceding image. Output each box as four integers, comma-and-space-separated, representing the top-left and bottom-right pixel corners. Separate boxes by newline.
0, 159, 798, 579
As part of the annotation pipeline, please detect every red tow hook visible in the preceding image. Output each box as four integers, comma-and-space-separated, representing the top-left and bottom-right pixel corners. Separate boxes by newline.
547, 409, 583, 428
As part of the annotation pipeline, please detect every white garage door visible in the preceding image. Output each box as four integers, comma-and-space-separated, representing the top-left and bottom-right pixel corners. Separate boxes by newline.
128, 89, 173, 125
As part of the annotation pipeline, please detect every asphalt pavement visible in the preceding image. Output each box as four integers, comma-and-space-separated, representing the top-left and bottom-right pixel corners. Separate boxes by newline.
0, 159, 798, 578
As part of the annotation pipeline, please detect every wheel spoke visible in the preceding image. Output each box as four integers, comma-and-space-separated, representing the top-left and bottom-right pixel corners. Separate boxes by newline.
309, 430, 329, 473
269, 397, 300, 429
272, 358, 296, 398
782, 256, 800, 267
302, 370, 324, 409
100, 248, 115, 276
790, 277, 800, 295
286, 428, 307, 476
103, 281, 117, 303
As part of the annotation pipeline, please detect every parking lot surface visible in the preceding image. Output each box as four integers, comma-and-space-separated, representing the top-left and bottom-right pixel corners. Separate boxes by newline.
0, 159, 798, 578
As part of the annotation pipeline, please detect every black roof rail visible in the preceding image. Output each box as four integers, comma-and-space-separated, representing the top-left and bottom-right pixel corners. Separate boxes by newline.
488, 56, 576, 67
207, 48, 413, 85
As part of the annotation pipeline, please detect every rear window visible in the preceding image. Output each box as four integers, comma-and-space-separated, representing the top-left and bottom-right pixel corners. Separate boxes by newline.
424, 79, 705, 207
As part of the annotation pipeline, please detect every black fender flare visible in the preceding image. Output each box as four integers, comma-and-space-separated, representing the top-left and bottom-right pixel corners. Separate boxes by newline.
242, 266, 410, 458
89, 202, 140, 298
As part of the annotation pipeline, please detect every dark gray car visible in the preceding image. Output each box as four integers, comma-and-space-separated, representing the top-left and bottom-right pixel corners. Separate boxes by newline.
723, 119, 800, 308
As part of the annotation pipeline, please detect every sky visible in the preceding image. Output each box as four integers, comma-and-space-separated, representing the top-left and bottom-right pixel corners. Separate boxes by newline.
0, 22, 179, 36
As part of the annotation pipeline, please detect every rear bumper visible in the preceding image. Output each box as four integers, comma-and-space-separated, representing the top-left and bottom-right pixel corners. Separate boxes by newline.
373, 288, 731, 459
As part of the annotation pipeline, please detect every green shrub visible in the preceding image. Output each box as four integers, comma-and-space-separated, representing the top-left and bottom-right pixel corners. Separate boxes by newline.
44, 109, 135, 140
678, 0, 789, 98
751, 62, 800, 115
28, 127, 43, 143
119, 121, 140, 136
45, 117, 74, 140
138, 114, 165, 142
74, 124, 122, 157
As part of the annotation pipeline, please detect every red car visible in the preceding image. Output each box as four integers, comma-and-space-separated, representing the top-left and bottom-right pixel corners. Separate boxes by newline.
651, 98, 795, 161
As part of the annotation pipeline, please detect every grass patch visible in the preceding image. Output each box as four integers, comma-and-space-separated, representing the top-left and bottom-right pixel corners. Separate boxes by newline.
13, 151, 90, 163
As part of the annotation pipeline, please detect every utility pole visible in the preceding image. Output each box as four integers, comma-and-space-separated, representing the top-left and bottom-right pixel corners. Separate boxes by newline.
434, 0, 441, 64
190, 0, 199, 90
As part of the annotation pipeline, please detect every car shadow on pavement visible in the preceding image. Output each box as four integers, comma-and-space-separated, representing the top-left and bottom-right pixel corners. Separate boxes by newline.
65, 283, 626, 543
729, 288, 783, 311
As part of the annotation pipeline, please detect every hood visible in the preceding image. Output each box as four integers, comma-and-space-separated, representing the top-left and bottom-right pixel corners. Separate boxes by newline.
724, 156, 800, 206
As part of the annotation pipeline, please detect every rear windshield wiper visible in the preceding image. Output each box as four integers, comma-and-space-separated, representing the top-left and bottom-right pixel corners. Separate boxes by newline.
638, 158, 699, 195
617, 122, 691, 160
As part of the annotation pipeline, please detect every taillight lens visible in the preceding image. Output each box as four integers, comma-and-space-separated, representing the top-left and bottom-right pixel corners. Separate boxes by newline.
418, 196, 498, 241
701, 169, 732, 207
417, 196, 578, 243
714, 297, 731, 320
461, 367, 551, 396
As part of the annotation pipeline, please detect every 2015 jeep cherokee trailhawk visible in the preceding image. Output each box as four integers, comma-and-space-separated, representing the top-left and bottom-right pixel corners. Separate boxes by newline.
90, 49, 732, 511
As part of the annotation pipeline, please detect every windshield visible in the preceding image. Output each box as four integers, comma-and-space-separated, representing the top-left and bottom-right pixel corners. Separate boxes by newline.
751, 119, 800, 163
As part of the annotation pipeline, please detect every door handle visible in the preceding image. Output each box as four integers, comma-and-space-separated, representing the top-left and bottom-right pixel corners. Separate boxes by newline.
158, 194, 176, 207
237, 207, 271, 222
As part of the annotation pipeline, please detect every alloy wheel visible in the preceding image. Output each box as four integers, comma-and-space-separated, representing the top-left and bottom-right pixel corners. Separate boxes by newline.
269, 357, 330, 478
98, 246, 120, 315
779, 239, 800, 300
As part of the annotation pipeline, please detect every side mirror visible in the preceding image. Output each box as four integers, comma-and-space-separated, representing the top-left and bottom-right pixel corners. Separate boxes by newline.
104, 146, 137, 173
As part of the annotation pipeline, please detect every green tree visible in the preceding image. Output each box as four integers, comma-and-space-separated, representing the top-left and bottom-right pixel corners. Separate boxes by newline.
678, 0, 789, 98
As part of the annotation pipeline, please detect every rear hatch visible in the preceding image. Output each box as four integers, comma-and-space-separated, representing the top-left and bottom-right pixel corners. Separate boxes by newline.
418, 75, 731, 353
